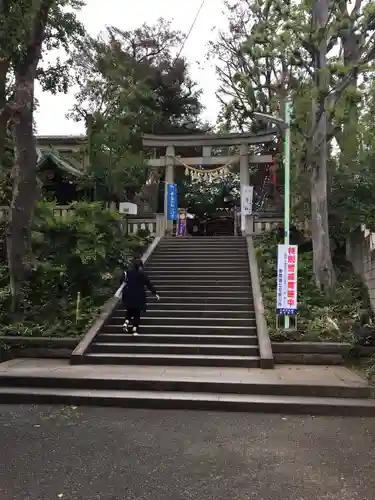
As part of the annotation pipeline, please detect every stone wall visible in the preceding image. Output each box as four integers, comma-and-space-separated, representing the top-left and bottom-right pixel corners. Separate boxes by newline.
346, 225, 375, 312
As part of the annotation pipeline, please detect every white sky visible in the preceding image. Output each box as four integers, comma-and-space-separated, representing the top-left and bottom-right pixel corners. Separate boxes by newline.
35, 0, 227, 135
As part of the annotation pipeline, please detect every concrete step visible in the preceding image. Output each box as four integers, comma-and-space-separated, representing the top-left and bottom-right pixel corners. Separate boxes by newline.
146, 270, 250, 277
146, 296, 253, 304
148, 256, 249, 262
117, 302, 253, 311
156, 240, 245, 244
150, 279, 251, 286
101, 324, 257, 335
150, 255, 248, 261
1, 387, 374, 416
154, 284, 251, 291
0, 367, 372, 400
80, 353, 261, 367
90, 342, 260, 357
162, 236, 244, 240
158, 238, 245, 243
147, 292, 252, 300
147, 263, 249, 269
95, 333, 259, 345
108, 316, 256, 327
156, 244, 247, 250
153, 247, 246, 253
115, 309, 255, 318
147, 266, 248, 273
156, 247, 247, 252
149, 288, 252, 296
146, 264, 247, 270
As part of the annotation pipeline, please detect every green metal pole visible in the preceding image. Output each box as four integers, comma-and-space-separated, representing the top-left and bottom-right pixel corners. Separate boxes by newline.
284, 101, 291, 329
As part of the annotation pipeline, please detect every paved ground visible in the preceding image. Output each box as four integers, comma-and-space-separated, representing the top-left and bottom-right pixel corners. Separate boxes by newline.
0, 405, 374, 500
0, 358, 369, 386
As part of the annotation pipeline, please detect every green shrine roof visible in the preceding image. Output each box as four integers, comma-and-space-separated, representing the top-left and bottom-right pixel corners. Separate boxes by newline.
37, 151, 83, 178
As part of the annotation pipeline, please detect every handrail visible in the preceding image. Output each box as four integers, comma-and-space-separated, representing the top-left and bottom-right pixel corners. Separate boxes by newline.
246, 236, 274, 368
70, 236, 162, 363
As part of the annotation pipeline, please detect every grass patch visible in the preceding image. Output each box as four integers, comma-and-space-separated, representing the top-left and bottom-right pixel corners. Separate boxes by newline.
255, 231, 371, 342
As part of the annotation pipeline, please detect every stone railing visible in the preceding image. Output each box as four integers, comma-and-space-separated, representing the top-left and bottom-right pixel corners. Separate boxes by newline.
125, 215, 157, 235
123, 214, 165, 237
252, 216, 283, 235
0, 204, 282, 237
124, 213, 282, 237
0, 205, 74, 221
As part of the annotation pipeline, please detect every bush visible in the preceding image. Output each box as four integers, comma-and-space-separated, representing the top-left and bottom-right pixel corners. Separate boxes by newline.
0, 202, 151, 338
256, 231, 371, 342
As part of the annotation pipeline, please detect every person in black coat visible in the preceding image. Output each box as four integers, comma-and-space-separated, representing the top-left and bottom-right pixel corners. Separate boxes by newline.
121, 258, 159, 335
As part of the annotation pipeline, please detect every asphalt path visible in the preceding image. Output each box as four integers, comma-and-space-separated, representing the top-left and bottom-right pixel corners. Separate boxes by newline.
0, 405, 374, 500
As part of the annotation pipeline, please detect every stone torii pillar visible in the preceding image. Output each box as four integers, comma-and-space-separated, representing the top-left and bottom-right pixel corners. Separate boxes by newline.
240, 143, 252, 235
164, 145, 175, 233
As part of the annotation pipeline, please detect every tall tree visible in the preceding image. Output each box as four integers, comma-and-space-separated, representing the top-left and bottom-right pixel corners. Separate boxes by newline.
0, 0, 85, 311
69, 19, 205, 212
209, 0, 307, 132
211, 0, 375, 290
70, 19, 203, 134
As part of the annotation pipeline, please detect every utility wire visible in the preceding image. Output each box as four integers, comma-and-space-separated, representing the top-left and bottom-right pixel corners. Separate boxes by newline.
174, 0, 206, 62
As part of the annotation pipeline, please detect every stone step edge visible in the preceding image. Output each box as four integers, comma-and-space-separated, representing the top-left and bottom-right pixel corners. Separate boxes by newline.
92, 342, 259, 349
96, 334, 258, 340
87, 352, 260, 360
0, 374, 371, 399
114, 310, 255, 314
0, 388, 374, 416
110, 317, 256, 322
117, 303, 253, 306
103, 325, 257, 330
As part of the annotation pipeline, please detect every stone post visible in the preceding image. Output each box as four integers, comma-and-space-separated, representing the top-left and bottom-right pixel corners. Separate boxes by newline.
240, 143, 251, 235
156, 213, 166, 237
164, 145, 175, 234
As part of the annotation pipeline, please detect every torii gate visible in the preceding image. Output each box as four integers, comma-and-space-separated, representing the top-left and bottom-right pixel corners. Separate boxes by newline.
142, 129, 278, 235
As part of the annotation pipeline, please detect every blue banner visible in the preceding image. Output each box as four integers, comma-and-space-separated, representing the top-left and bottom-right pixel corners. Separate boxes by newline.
167, 183, 178, 220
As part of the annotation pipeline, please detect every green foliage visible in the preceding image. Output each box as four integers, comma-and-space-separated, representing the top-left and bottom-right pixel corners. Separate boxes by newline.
69, 19, 205, 205
256, 231, 371, 342
210, 0, 375, 290
70, 19, 203, 134
85, 118, 149, 203
209, 0, 308, 130
366, 357, 375, 382
179, 172, 240, 215
0, 0, 85, 94
0, 202, 151, 338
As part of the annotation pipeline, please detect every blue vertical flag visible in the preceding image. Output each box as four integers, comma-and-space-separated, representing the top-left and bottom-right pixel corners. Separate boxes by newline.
167, 183, 178, 220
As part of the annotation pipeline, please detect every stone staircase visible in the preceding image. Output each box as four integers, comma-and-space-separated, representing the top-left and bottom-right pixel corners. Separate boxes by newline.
1, 237, 375, 415
81, 236, 261, 367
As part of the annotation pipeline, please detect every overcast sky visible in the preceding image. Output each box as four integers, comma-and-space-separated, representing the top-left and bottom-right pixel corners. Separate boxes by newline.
35, 0, 227, 136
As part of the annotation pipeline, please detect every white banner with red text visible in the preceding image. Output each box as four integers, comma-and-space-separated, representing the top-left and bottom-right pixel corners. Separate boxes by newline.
276, 244, 298, 315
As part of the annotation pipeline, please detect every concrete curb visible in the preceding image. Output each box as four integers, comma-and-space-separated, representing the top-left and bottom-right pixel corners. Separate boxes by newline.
272, 342, 375, 364
247, 236, 274, 369
71, 236, 162, 363
0, 337, 79, 360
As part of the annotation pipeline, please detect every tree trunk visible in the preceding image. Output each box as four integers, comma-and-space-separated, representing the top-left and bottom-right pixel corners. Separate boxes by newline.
0, 59, 9, 167
7, 70, 38, 312
4, 0, 54, 312
339, 0, 362, 166
310, 0, 335, 289
310, 150, 335, 289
